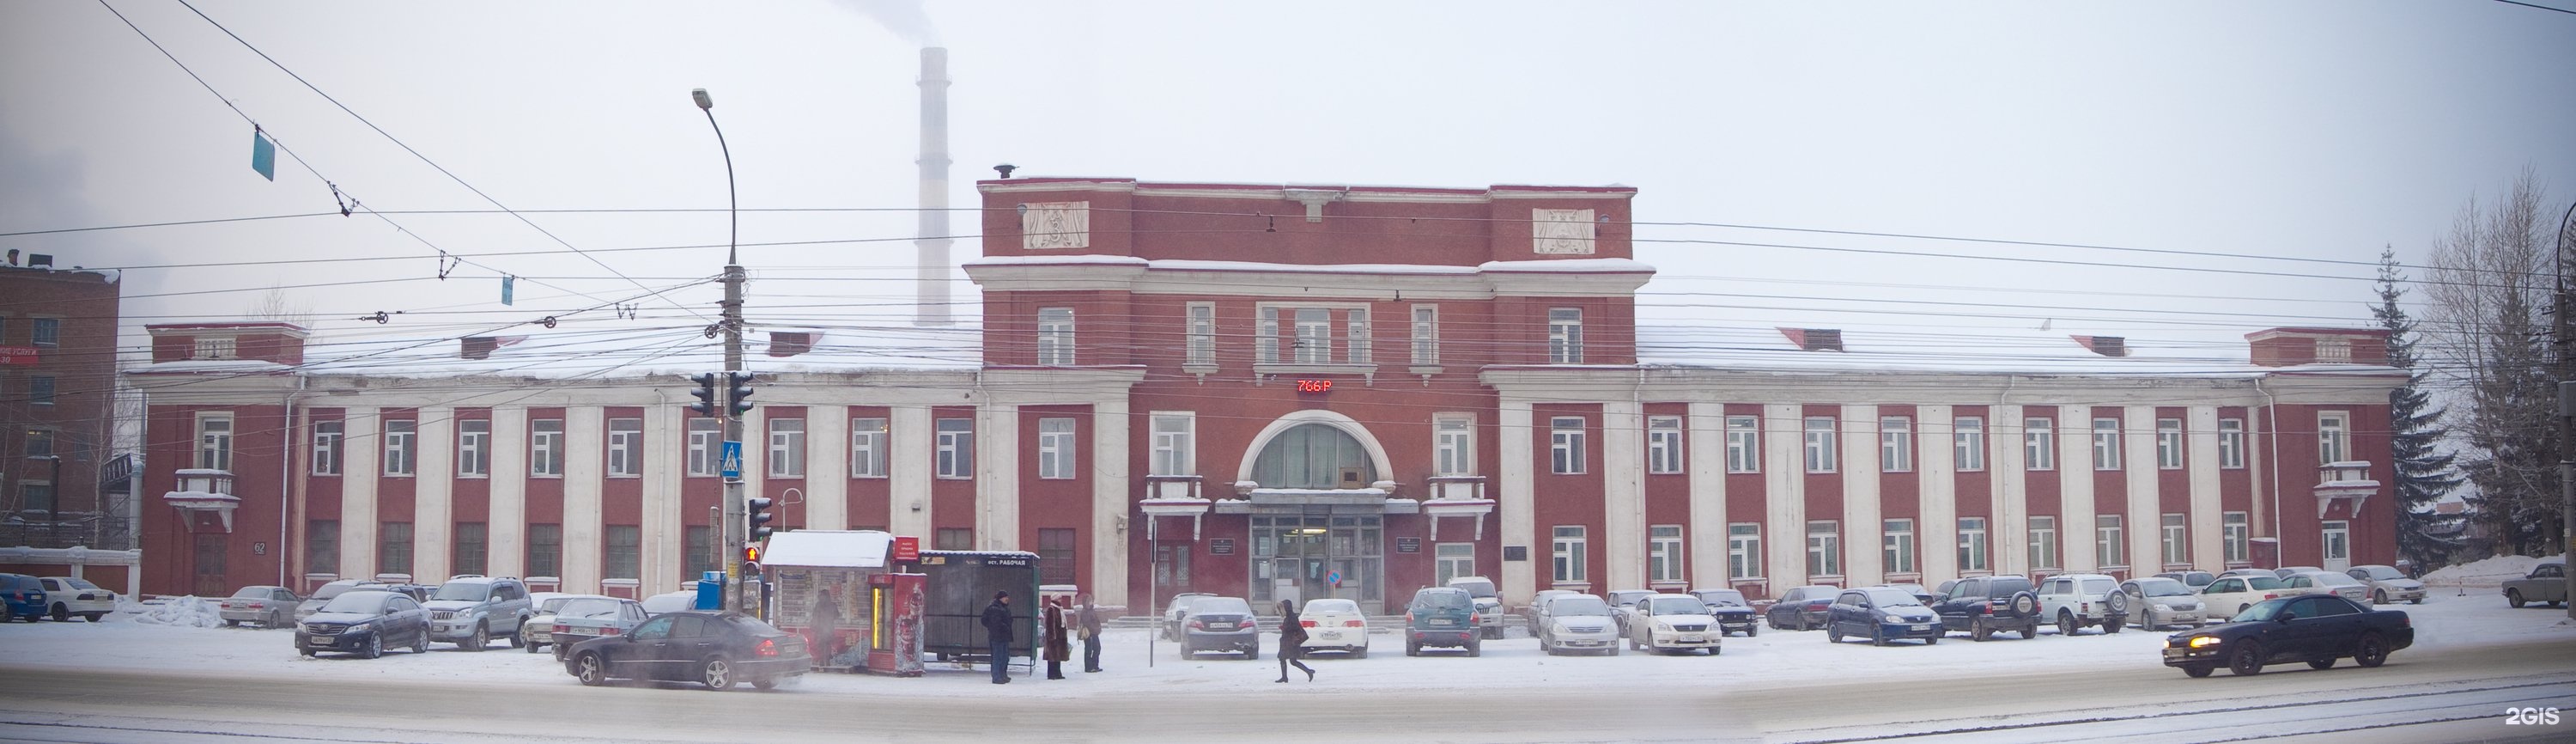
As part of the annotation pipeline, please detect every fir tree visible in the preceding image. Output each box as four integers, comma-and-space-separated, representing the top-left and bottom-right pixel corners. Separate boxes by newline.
2374, 248, 2464, 568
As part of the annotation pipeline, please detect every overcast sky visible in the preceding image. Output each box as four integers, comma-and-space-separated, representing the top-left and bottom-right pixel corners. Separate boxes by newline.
4, 0, 2573, 371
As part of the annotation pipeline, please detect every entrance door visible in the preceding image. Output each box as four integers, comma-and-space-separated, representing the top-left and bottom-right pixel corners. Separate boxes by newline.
2319, 521, 2351, 571
193, 534, 230, 597
1251, 512, 1383, 614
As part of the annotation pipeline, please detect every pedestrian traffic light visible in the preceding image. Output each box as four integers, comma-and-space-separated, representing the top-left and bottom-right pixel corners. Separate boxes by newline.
745, 496, 775, 542
725, 371, 756, 416
686, 372, 719, 417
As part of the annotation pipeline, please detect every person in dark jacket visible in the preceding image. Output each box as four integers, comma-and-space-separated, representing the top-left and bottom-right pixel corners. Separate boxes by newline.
1275, 600, 1315, 683
981, 591, 1014, 684
1077, 592, 1104, 673
1042, 596, 1072, 680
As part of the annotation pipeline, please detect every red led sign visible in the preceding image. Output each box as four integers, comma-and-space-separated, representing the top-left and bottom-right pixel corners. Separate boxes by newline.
1296, 379, 1334, 393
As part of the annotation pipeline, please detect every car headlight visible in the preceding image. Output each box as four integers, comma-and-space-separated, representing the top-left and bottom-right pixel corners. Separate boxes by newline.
1655, 622, 1674, 632
2188, 636, 2221, 648
2182, 603, 2202, 612
1884, 613, 1907, 624
346, 623, 373, 634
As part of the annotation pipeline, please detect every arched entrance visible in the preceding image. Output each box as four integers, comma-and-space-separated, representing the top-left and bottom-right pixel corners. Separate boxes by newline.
1238, 413, 1392, 613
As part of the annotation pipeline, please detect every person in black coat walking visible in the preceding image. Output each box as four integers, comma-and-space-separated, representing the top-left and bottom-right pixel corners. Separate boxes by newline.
981, 591, 1014, 684
1275, 600, 1315, 683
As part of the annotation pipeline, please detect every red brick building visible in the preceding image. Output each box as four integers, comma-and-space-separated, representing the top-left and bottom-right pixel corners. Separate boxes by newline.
0, 258, 122, 547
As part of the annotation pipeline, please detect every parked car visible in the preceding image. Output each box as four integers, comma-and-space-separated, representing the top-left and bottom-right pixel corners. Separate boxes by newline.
2037, 573, 2129, 636
220, 585, 302, 628
2217, 568, 2281, 581
1826, 587, 1942, 646
563, 611, 810, 691
1764, 585, 1839, 631
1522, 588, 1579, 629
1404, 586, 1482, 656
2160, 595, 2414, 677
1535, 593, 1620, 656
1622, 594, 1722, 655
1605, 588, 1657, 633
1176, 595, 1260, 659
1159, 592, 1216, 641
2503, 560, 2567, 608
1876, 582, 1937, 604
36, 576, 116, 622
1447, 576, 1506, 639
2273, 565, 2324, 580
2118, 577, 2208, 631
0, 573, 47, 622
1929, 576, 2041, 641
2156, 570, 2218, 589
523, 593, 610, 655
2199, 575, 2293, 618
2344, 565, 2427, 605
1295, 598, 1369, 658
641, 589, 701, 616
295, 589, 431, 659
1689, 588, 1760, 637
546, 596, 652, 661
296, 579, 388, 622
2280, 571, 2370, 603
424, 576, 533, 650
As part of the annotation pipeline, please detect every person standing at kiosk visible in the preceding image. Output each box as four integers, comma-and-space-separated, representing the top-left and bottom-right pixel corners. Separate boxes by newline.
981, 591, 1014, 684
1077, 593, 1103, 673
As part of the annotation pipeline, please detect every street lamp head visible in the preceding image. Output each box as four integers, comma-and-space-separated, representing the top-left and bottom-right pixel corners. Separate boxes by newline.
692, 88, 714, 111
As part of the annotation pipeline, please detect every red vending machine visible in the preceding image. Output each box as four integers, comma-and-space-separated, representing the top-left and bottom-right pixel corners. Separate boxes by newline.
866, 572, 927, 676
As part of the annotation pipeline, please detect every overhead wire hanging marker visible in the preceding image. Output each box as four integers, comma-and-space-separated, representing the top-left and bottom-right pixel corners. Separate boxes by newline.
250, 125, 276, 180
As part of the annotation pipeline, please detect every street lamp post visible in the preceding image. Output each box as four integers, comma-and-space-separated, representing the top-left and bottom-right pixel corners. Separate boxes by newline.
693, 88, 750, 613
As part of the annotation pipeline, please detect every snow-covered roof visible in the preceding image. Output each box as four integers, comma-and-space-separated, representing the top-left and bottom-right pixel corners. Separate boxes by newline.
762, 530, 894, 570
1634, 325, 2399, 377
963, 256, 1656, 276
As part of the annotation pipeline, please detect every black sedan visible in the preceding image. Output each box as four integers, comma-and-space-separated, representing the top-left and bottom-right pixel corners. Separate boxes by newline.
2161, 595, 2413, 678
295, 589, 432, 659
1825, 588, 1943, 646
563, 611, 810, 691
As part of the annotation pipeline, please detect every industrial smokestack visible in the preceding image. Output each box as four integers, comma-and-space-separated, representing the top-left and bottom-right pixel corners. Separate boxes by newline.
914, 46, 953, 327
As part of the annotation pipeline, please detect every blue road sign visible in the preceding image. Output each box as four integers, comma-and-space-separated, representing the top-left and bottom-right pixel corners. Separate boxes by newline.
720, 441, 744, 479
1327, 570, 1343, 588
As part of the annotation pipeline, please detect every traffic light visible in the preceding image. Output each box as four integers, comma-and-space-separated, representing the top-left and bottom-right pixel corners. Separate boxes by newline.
745, 495, 775, 543
725, 371, 756, 416
686, 372, 718, 417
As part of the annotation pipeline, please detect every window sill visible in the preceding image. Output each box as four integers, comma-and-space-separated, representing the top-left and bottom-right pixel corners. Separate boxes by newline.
457, 474, 489, 479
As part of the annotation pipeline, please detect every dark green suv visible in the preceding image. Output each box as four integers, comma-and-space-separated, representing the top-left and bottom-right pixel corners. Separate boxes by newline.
1405, 587, 1482, 656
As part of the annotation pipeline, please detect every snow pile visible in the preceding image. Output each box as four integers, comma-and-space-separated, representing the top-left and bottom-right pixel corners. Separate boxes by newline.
2422, 553, 2564, 588
128, 595, 225, 628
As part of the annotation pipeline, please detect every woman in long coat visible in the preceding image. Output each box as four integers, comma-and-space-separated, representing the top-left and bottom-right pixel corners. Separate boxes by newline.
1042, 596, 1072, 680
1275, 600, 1315, 683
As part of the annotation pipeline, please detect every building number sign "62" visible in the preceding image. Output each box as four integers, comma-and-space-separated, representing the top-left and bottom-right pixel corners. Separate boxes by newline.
2506, 707, 2560, 725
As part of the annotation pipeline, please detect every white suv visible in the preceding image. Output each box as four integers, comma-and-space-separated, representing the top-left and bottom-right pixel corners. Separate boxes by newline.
2036, 573, 2129, 636
1447, 576, 1505, 639
423, 576, 533, 650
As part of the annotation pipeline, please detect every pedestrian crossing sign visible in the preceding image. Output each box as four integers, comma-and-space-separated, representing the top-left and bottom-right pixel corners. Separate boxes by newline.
720, 441, 743, 479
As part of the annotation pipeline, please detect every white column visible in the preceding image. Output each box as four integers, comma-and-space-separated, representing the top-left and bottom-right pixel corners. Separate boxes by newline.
808, 410, 849, 532
1601, 400, 1645, 593
1685, 402, 1728, 588
975, 405, 1018, 551
414, 407, 454, 581
489, 407, 527, 578
1919, 406, 1958, 582
643, 405, 682, 593
1994, 406, 2027, 577
1090, 399, 1132, 607
1763, 404, 1804, 588
890, 406, 934, 538
563, 406, 605, 592
2058, 405, 2096, 572
2125, 405, 2160, 576
1498, 399, 1537, 603
2187, 406, 2226, 570
340, 408, 380, 581
1840, 405, 1880, 587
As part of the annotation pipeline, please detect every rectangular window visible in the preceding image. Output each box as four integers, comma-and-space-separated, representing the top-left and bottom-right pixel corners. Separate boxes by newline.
1803, 417, 1838, 473
936, 418, 974, 479
1549, 417, 1587, 475
1149, 413, 1194, 476
1725, 415, 1760, 473
1257, 307, 1280, 363
1646, 416, 1684, 474
531, 419, 564, 478
686, 418, 721, 477
769, 418, 806, 478
2223, 512, 2250, 563
457, 419, 490, 478
21, 482, 52, 514
2318, 412, 2349, 464
936, 528, 974, 551
28, 375, 53, 406
2024, 418, 2056, 471
382, 419, 416, 476
2029, 515, 2059, 570
526, 524, 562, 578
31, 317, 60, 346
2161, 514, 2188, 566
1346, 308, 1370, 363
191, 337, 235, 360
1953, 417, 1986, 472
1880, 416, 1913, 473
1728, 523, 1762, 580
684, 525, 715, 580
1551, 525, 1588, 583
1648, 525, 1686, 583
2156, 418, 2184, 470
2096, 515, 2126, 567
1547, 308, 1583, 363
1036, 307, 1075, 365
307, 520, 338, 575
605, 525, 641, 580
1038, 528, 1078, 586
1434, 543, 1475, 586
21, 429, 48, 458
1036, 418, 1077, 479
1433, 415, 1473, 476
851, 418, 889, 479
311, 421, 343, 476
2091, 418, 2122, 471
1186, 303, 1216, 366
2219, 418, 2246, 469
197, 414, 234, 471
379, 521, 413, 576
1958, 517, 1989, 572
606, 418, 642, 478
1807, 521, 1842, 577
1883, 518, 1916, 575
453, 522, 488, 576
1294, 308, 1331, 363
1410, 305, 1439, 365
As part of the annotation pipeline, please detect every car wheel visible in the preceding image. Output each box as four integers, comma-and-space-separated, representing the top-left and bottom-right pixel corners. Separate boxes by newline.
51, 603, 70, 622
2227, 641, 2264, 676
1244, 648, 1259, 661
2183, 663, 2214, 678
752, 678, 779, 691
2018, 622, 2035, 640
1923, 636, 1939, 645
1606, 643, 1619, 656
2102, 614, 2123, 634
226, 619, 242, 627
525, 636, 544, 653
701, 656, 737, 690
1406, 641, 1420, 656
1971, 619, 1992, 643
2307, 657, 2336, 670
360, 634, 383, 660
2408, 597, 2422, 605
556, 646, 569, 662
2010, 592, 2038, 618
1352, 647, 1368, 659
83, 613, 103, 623
575, 653, 610, 686
1467, 640, 1481, 657
1747, 625, 1759, 637
2057, 611, 2077, 637
413, 629, 429, 654
1827, 627, 1842, 643
1871, 627, 1888, 647
508, 627, 526, 649
2354, 633, 2391, 668
2508, 589, 2526, 608
465, 625, 489, 651
2372, 589, 2387, 605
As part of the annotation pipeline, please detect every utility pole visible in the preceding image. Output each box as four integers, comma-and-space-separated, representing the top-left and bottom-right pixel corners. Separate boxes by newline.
694, 88, 751, 613
2559, 200, 2576, 624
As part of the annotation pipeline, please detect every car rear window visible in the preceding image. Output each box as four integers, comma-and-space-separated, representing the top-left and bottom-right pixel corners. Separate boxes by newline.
230, 587, 270, 598
1195, 597, 1253, 614
1303, 599, 1358, 614
2245, 577, 2287, 590
1412, 589, 1472, 610
1991, 577, 2033, 594
1449, 579, 1498, 598
2080, 578, 2116, 595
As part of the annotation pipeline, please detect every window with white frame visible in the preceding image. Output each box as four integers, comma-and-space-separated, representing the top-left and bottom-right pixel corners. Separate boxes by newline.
1552, 526, 1588, 583
1257, 305, 1372, 364
1149, 413, 1194, 476
1410, 305, 1438, 365
935, 418, 974, 479
2223, 512, 2250, 563
2317, 337, 2352, 363
197, 413, 234, 471
1883, 518, 1916, 575
1807, 521, 1841, 577
382, 419, 416, 476
458, 419, 490, 478
1294, 308, 1332, 363
769, 418, 806, 478
1346, 307, 1371, 363
27, 376, 52, 406
687, 418, 720, 477
2092, 417, 2123, 471
1550, 417, 1587, 474
1185, 303, 1216, 366
1880, 416, 1913, 473
2219, 418, 2246, 468
2161, 514, 2188, 565
31, 317, 60, 347
1646, 416, 1683, 474
1728, 523, 1762, 580
1036, 308, 1075, 365
2096, 515, 2125, 567
1803, 417, 1838, 473
851, 418, 889, 478
1036, 418, 1076, 479
1649, 525, 1685, 583
1433, 415, 1473, 477
1958, 517, 1989, 572
191, 336, 234, 360
1954, 417, 1986, 471
1726, 415, 1759, 473
1547, 308, 1583, 363
606, 418, 642, 477
1435, 543, 1475, 586
2318, 412, 2349, 464
2025, 418, 2056, 471
2029, 515, 2059, 570
2156, 418, 2184, 469
311, 420, 343, 475
531, 419, 564, 478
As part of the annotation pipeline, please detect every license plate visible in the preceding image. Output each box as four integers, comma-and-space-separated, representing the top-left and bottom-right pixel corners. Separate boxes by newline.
1679, 635, 1703, 643
1912, 624, 1932, 630
1318, 631, 1340, 640
1432, 619, 1455, 626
